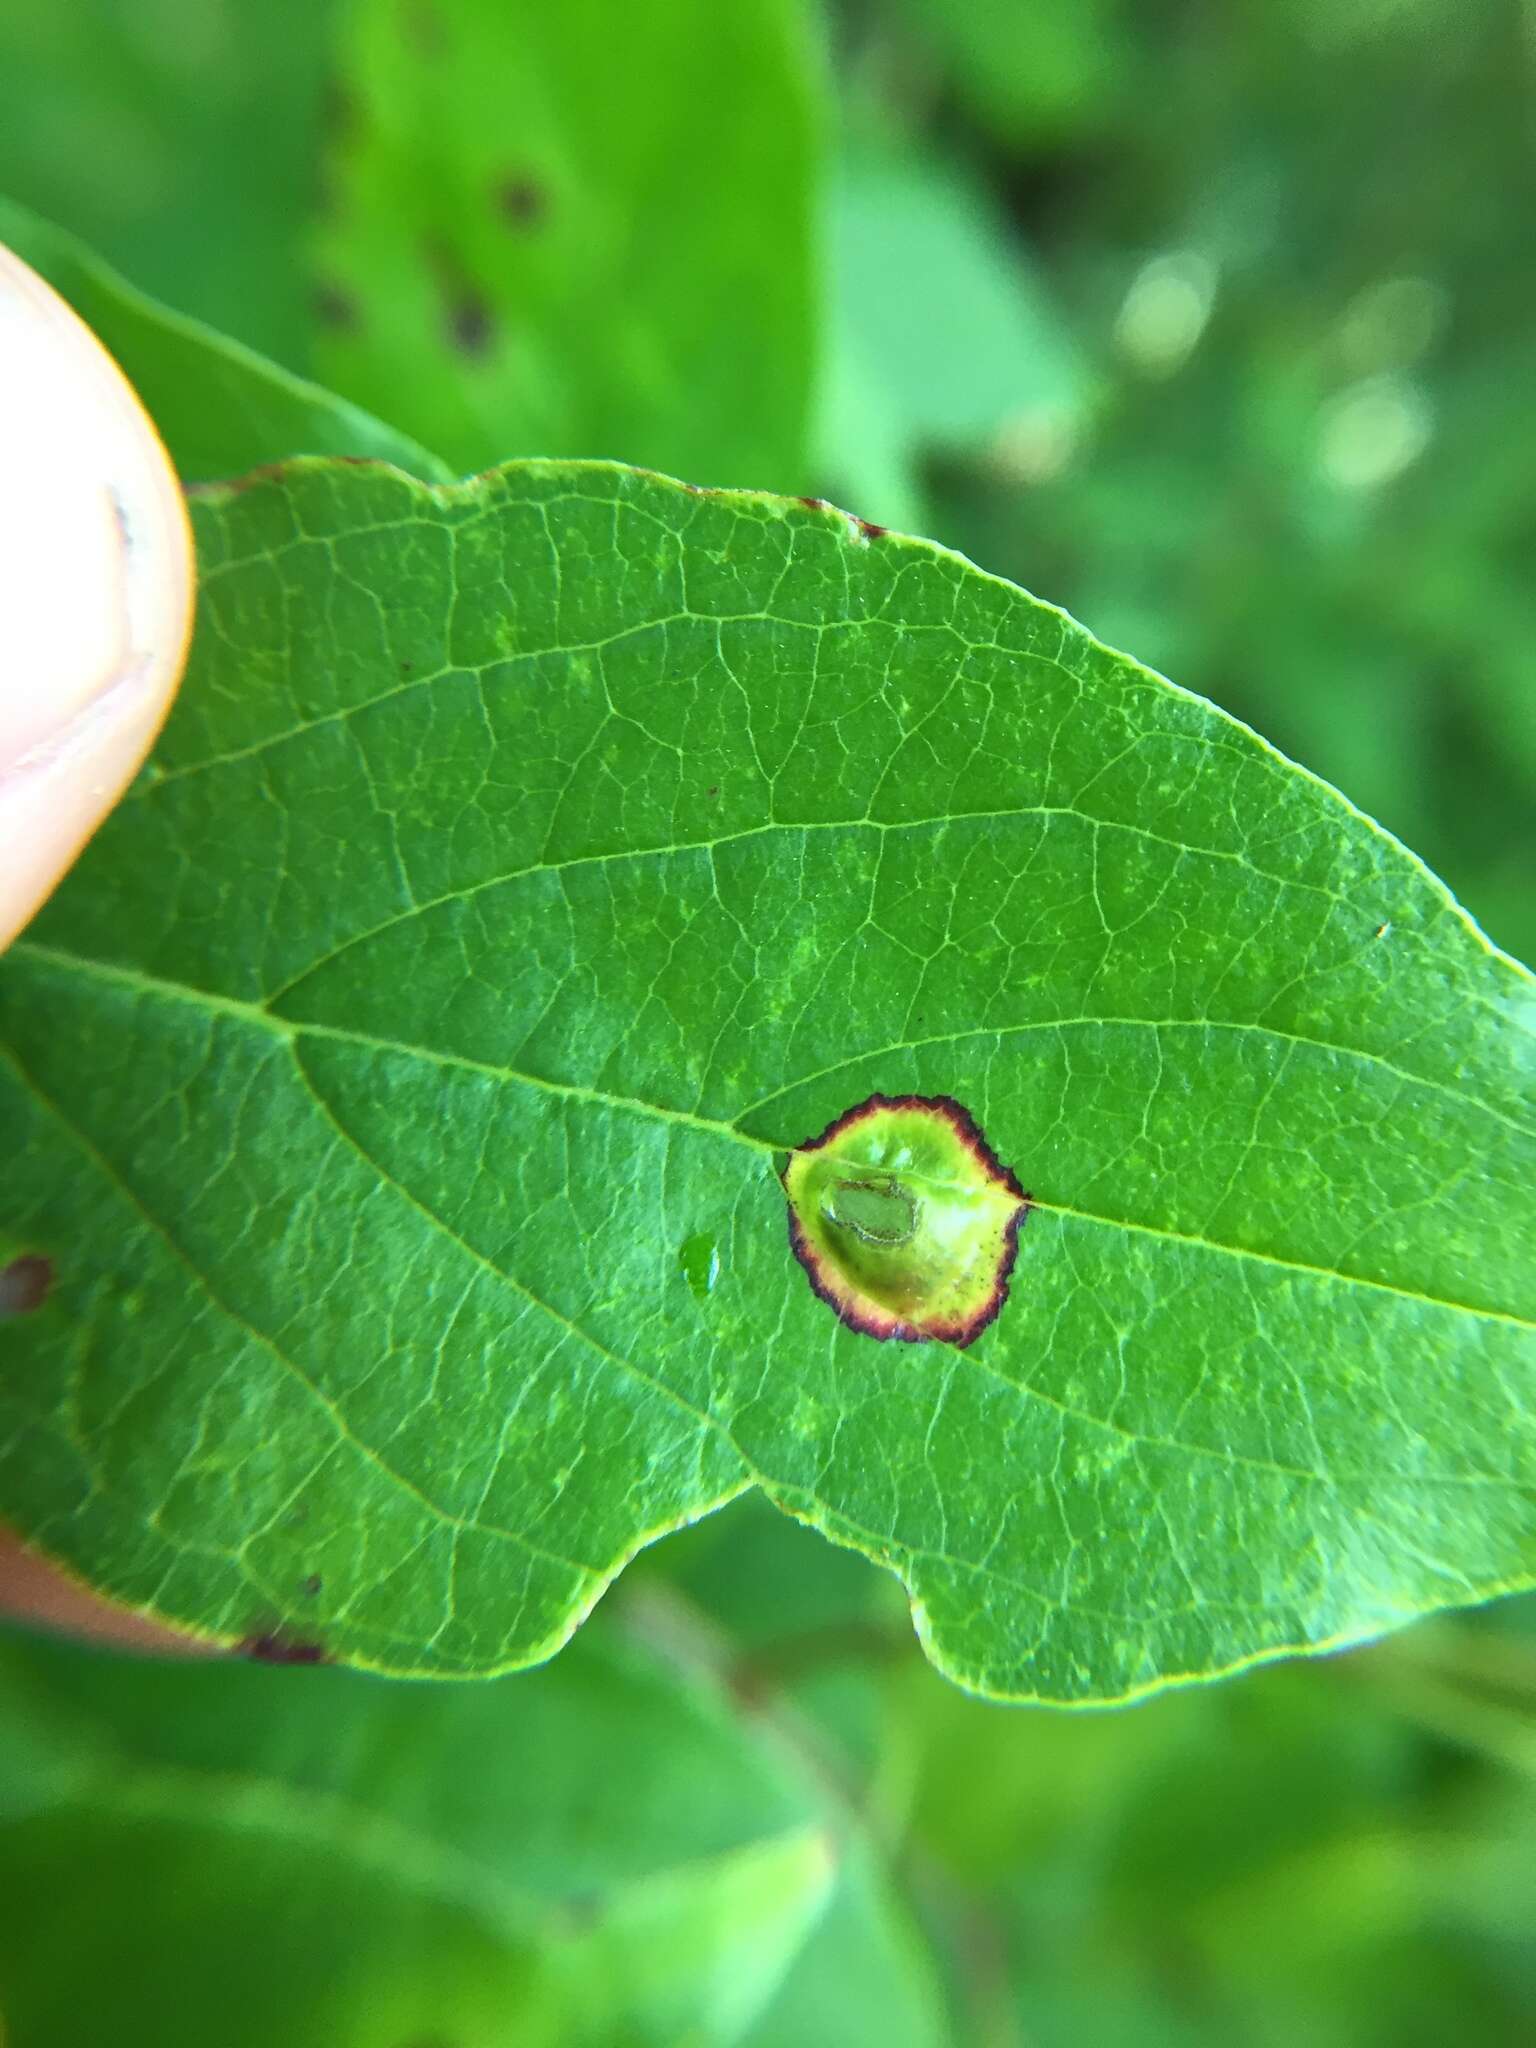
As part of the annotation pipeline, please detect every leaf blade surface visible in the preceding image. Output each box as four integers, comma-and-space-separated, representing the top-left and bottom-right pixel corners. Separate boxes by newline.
1, 459, 1531, 1700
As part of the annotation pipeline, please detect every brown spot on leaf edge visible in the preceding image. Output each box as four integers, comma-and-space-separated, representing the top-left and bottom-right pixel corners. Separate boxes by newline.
795, 496, 889, 541
496, 175, 547, 228
238, 1632, 330, 1666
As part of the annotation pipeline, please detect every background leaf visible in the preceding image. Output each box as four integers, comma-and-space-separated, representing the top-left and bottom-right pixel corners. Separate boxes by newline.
0, 0, 334, 367
819, 131, 1089, 534
313, 0, 824, 487
1, 457, 1530, 1702
0, 1612, 947, 2046
661, 1496, 1536, 2047
0, 199, 451, 485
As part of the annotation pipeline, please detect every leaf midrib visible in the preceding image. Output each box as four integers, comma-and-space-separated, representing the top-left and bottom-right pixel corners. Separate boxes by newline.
14, 938, 1530, 1331
8, 947, 1525, 1698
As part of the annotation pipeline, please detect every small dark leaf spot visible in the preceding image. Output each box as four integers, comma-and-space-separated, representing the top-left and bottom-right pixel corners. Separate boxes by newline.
706, 784, 719, 798
238, 1631, 329, 1665
496, 175, 547, 228
400, 659, 415, 674
855, 517, 888, 541
313, 282, 360, 333
446, 286, 494, 358
302, 1574, 323, 1598
1375, 921, 1392, 939
0, 1254, 54, 1317
798, 495, 830, 512
425, 237, 496, 359
321, 80, 355, 139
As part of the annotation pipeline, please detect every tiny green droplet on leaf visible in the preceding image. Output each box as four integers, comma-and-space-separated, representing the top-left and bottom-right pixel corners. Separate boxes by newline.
680, 1232, 721, 1301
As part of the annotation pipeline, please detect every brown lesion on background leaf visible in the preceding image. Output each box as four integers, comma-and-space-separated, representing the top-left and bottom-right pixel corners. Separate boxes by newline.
445, 282, 495, 358
312, 281, 360, 333
0, 1254, 54, 1317
495, 174, 548, 229
424, 236, 496, 359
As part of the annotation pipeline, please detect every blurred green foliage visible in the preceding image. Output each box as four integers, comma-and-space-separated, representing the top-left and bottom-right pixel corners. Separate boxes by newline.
661, 1498, 1536, 2047
832, 0, 1536, 959
1, 0, 1532, 2038
0, 1611, 946, 2046
0, 0, 331, 365
313, 0, 822, 486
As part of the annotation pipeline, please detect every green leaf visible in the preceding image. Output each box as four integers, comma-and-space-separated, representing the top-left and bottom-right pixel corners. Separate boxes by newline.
0, 198, 452, 485
820, 136, 1089, 530
1, 458, 1531, 1704
885, 0, 1133, 149
314, 0, 823, 487
0, 0, 335, 367
0, 1616, 947, 2046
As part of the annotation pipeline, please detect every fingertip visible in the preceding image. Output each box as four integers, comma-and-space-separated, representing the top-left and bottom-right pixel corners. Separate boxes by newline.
0, 241, 193, 951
